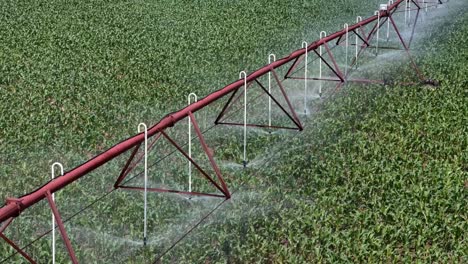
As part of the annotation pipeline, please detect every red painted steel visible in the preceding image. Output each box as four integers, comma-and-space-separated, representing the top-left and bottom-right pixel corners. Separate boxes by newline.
159, 129, 230, 197
189, 112, 230, 197
114, 132, 162, 188
114, 143, 142, 188
271, 69, 303, 130
46, 191, 78, 264
0, 217, 12, 233
117, 113, 231, 198
214, 82, 254, 124
118, 186, 227, 198
216, 74, 303, 130
0, 233, 36, 264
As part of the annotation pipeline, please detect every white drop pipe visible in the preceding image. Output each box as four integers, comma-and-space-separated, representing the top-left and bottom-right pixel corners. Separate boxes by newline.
301, 41, 308, 114
319, 31, 327, 97
51, 162, 64, 264
138, 123, 148, 245
187, 93, 197, 193
267, 54, 276, 126
240, 71, 248, 168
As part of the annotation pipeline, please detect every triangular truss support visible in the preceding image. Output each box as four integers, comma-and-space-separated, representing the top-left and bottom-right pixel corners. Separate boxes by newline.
215, 68, 303, 131
115, 114, 230, 199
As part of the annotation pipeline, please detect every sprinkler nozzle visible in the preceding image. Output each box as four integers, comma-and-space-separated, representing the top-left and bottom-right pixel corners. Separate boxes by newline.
242, 160, 247, 168
143, 237, 147, 246
422, 79, 440, 87
383, 76, 394, 86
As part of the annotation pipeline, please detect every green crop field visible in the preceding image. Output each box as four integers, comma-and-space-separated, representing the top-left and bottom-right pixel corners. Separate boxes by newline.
1, 0, 466, 263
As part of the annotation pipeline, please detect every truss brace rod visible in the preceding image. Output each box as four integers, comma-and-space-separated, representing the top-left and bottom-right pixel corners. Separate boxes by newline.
0, 233, 37, 264
188, 112, 230, 198
45, 191, 78, 264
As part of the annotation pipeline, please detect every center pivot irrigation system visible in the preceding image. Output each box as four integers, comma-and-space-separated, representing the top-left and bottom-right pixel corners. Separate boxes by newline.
0, 0, 446, 262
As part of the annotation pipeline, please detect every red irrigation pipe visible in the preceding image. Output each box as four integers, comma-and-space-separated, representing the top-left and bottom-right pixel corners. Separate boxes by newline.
0, 0, 406, 223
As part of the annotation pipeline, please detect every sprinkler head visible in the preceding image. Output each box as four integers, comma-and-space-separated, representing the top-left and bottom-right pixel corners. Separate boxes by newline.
383, 76, 394, 86
422, 79, 440, 87
242, 160, 248, 168
143, 236, 147, 246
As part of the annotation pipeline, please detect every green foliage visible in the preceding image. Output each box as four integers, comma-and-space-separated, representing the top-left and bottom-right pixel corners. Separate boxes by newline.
0, 0, 466, 263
